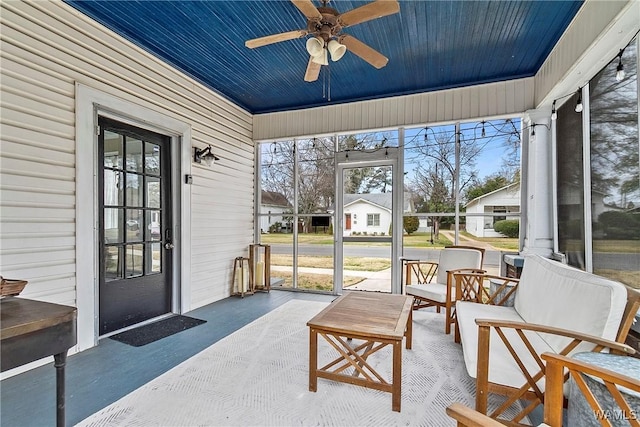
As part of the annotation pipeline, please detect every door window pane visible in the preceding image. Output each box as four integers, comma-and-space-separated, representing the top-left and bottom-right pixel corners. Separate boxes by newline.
104, 131, 123, 169
145, 142, 160, 175
104, 208, 123, 243
104, 170, 123, 206
126, 173, 144, 207
104, 246, 122, 281
126, 138, 143, 173
146, 176, 160, 208
126, 209, 143, 242
146, 210, 161, 241
125, 244, 144, 277
146, 243, 161, 274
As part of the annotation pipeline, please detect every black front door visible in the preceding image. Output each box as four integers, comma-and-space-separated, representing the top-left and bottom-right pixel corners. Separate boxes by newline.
98, 117, 173, 335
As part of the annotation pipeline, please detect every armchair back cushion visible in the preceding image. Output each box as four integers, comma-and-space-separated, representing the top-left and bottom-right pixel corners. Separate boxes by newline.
514, 255, 628, 353
436, 248, 483, 285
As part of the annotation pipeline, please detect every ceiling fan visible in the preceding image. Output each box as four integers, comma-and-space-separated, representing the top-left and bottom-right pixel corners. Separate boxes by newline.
245, 0, 400, 82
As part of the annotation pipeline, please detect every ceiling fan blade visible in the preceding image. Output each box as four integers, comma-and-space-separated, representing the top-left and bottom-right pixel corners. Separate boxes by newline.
304, 57, 321, 82
340, 35, 388, 69
291, 0, 323, 21
245, 30, 307, 49
338, 0, 400, 28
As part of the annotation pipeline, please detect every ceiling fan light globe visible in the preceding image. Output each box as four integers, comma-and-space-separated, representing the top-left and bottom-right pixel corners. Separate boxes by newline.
328, 39, 346, 61
311, 49, 328, 65
306, 37, 325, 57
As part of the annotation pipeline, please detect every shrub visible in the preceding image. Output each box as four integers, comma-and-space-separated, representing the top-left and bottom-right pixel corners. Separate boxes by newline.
269, 222, 282, 233
403, 216, 419, 235
494, 220, 519, 238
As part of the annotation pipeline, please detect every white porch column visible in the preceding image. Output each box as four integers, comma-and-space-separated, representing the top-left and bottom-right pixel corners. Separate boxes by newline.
522, 109, 553, 257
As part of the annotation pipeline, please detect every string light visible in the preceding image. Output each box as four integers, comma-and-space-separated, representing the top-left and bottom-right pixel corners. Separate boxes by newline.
481, 121, 486, 138
574, 88, 583, 113
616, 48, 626, 82
551, 101, 557, 121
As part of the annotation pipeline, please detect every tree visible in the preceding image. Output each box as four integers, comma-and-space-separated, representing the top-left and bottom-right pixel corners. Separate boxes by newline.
403, 216, 419, 234
465, 174, 511, 202
407, 120, 521, 239
261, 138, 335, 232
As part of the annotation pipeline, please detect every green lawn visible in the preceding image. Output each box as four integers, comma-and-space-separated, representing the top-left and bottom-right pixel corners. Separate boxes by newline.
459, 231, 519, 250
271, 254, 391, 271
260, 232, 455, 247
559, 239, 640, 253
273, 271, 362, 291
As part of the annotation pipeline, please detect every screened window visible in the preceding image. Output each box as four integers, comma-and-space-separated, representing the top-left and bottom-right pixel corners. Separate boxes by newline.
589, 39, 638, 287
556, 91, 586, 269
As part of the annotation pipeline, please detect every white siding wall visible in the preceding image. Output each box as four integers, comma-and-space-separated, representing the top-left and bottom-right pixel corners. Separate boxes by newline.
254, 78, 535, 140
0, 2, 253, 325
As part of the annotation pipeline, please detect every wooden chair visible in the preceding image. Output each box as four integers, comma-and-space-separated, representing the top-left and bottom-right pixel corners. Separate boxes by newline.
404, 245, 485, 334
446, 352, 640, 427
544, 352, 640, 427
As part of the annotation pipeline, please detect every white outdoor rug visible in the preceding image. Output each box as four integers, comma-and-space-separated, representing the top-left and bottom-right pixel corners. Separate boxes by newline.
77, 298, 514, 426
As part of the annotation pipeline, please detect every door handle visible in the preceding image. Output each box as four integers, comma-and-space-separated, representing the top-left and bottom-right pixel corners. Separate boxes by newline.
164, 228, 174, 250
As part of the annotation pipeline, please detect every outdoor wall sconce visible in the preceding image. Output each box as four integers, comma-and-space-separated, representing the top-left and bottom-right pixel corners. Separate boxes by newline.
194, 145, 219, 166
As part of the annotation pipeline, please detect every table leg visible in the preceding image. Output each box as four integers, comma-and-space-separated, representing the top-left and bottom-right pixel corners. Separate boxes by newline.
309, 327, 318, 392
54, 351, 67, 427
392, 340, 402, 412
406, 307, 413, 350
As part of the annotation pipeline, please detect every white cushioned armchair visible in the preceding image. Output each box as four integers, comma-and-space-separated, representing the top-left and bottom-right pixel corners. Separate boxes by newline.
404, 245, 484, 334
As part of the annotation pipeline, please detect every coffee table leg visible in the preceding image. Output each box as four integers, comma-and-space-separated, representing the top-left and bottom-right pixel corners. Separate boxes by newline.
392, 340, 402, 412
309, 327, 318, 392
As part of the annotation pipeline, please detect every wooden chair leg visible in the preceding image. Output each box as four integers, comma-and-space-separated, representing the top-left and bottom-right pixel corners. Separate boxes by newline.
475, 325, 490, 414
454, 319, 461, 343
445, 304, 451, 334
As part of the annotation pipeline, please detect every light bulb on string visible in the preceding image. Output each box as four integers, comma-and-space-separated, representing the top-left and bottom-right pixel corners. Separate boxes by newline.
616, 57, 626, 82
575, 89, 583, 113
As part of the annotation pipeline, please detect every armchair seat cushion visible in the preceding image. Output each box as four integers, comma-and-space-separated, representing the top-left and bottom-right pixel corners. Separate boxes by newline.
406, 282, 450, 303
457, 300, 554, 390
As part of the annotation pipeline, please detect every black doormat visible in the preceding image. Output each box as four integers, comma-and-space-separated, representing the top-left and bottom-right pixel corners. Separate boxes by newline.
110, 315, 207, 347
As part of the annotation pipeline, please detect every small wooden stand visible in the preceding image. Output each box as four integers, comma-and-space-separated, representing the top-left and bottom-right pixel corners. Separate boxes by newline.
231, 256, 252, 297
249, 244, 271, 293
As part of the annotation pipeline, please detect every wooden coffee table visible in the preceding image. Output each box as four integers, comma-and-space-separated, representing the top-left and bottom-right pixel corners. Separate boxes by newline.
307, 292, 413, 412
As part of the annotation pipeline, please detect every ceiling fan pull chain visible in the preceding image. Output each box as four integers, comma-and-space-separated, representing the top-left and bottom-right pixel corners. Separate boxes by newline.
322, 64, 326, 99
328, 61, 331, 101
